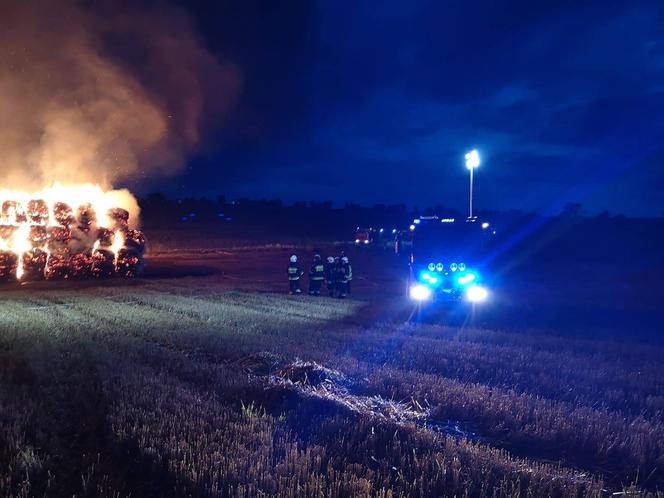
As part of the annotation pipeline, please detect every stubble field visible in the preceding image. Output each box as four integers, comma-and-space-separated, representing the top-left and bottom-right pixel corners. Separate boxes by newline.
1, 240, 663, 497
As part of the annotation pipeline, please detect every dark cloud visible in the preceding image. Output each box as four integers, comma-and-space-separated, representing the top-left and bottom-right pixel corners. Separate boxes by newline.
165, 0, 664, 216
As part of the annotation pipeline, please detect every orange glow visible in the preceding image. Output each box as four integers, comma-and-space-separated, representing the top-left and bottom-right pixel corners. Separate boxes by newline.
0, 182, 141, 281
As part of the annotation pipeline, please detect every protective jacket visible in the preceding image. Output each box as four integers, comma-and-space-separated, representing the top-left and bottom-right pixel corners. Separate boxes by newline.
337, 264, 349, 283
324, 263, 335, 282
287, 262, 304, 280
343, 263, 353, 282
310, 261, 325, 280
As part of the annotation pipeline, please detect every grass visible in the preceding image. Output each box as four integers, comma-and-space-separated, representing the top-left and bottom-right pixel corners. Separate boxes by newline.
0, 257, 663, 497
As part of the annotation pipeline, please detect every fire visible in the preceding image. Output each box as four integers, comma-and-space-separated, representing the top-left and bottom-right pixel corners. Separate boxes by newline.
112, 230, 124, 265
0, 183, 145, 282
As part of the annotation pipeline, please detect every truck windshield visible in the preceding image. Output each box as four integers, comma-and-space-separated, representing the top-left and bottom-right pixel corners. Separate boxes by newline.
412, 222, 488, 262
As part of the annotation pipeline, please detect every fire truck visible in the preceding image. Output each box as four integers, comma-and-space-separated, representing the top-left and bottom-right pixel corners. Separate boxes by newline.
399, 217, 494, 303
355, 227, 398, 249
354, 227, 374, 245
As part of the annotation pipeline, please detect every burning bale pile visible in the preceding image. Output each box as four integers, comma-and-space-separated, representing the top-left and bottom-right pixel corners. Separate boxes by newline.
0, 190, 144, 282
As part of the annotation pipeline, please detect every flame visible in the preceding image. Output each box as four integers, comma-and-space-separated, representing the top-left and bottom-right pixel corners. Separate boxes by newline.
111, 230, 124, 265
0, 182, 139, 227
0, 182, 139, 281
13, 225, 31, 280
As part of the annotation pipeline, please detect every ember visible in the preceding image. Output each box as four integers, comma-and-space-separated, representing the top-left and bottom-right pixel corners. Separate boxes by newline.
0, 184, 144, 282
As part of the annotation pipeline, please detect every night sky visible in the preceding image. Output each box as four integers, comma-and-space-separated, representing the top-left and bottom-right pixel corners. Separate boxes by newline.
152, 0, 663, 216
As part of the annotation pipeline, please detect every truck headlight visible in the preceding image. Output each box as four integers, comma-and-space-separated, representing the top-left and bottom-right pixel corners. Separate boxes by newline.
465, 285, 488, 303
410, 285, 432, 301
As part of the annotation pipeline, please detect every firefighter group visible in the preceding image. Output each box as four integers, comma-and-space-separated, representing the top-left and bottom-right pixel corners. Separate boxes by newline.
287, 251, 352, 297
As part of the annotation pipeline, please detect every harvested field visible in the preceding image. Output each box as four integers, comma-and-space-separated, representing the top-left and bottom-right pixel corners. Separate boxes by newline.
0, 242, 663, 497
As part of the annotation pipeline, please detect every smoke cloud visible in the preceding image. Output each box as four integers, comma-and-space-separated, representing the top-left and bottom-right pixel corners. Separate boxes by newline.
0, 0, 241, 190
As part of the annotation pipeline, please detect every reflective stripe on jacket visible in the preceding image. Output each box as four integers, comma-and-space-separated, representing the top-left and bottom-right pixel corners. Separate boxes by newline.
310, 263, 325, 280
287, 263, 303, 280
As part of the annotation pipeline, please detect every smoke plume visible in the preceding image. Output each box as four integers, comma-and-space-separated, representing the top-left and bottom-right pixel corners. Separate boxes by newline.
0, 0, 241, 190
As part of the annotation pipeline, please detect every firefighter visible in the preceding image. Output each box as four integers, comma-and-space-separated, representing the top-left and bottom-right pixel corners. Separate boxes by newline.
325, 256, 336, 296
336, 256, 348, 298
332, 256, 343, 297
341, 256, 353, 295
309, 253, 325, 295
287, 255, 304, 294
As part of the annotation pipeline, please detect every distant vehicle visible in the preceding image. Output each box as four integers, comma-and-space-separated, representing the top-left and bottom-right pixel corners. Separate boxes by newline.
400, 217, 494, 304
355, 227, 396, 249
355, 227, 374, 245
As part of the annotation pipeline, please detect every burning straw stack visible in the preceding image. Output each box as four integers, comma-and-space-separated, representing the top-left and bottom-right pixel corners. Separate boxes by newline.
0, 205, 20, 281
0, 199, 145, 282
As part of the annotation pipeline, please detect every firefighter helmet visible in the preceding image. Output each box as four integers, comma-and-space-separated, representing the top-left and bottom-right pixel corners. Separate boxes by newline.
290, 255, 297, 263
